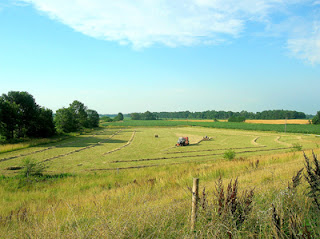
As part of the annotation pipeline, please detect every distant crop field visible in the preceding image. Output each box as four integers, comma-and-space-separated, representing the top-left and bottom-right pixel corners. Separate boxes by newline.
168, 119, 310, 124
246, 119, 310, 124
103, 120, 320, 134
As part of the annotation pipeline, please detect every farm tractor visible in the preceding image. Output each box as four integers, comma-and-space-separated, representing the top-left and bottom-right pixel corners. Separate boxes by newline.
176, 137, 189, 146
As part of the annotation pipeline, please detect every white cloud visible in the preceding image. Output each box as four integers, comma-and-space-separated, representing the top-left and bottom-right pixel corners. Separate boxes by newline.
288, 22, 320, 64
18, 0, 290, 48
17, 0, 320, 64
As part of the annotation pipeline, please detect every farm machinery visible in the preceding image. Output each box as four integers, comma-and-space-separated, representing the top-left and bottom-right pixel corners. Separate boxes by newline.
176, 137, 189, 146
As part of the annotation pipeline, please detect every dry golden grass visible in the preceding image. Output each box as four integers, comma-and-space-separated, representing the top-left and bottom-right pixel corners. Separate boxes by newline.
1, 148, 318, 238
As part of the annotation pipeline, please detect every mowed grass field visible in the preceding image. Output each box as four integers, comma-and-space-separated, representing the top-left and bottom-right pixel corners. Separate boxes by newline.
1, 126, 319, 175
1, 126, 320, 238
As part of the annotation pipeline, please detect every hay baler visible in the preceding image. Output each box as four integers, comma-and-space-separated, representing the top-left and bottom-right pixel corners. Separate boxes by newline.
176, 137, 189, 146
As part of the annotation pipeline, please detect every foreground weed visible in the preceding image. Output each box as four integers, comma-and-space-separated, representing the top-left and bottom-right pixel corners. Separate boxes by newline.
271, 168, 317, 238
304, 151, 320, 210
195, 177, 254, 237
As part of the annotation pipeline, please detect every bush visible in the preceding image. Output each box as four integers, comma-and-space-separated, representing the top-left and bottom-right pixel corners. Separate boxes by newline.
223, 150, 236, 160
292, 143, 303, 151
20, 158, 45, 178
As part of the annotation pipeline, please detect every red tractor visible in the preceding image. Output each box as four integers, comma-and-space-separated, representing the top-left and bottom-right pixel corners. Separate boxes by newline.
176, 137, 189, 146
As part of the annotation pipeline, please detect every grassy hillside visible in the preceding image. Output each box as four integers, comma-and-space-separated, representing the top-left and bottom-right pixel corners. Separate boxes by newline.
0, 126, 319, 238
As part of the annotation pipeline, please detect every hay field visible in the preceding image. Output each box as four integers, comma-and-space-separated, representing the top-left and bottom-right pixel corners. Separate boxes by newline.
1, 126, 320, 238
1, 126, 319, 175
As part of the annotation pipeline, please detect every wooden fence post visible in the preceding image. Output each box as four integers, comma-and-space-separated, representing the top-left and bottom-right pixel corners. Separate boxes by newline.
191, 178, 199, 231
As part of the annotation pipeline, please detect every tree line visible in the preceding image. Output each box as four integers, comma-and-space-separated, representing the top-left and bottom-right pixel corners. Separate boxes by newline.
130, 111, 157, 120
0, 91, 99, 142
100, 113, 124, 122
150, 110, 307, 120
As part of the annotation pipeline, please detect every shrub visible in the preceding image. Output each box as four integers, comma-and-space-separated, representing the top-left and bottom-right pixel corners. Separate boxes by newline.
20, 158, 45, 178
223, 150, 236, 160
292, 143, 303, 151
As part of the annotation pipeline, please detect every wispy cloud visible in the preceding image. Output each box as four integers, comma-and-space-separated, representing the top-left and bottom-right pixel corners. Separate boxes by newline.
288, 21, 320, 64
17, 0, 320, 64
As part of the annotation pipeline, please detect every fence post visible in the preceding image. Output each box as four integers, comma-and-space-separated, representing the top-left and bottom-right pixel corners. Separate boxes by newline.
191, 178, 199, 231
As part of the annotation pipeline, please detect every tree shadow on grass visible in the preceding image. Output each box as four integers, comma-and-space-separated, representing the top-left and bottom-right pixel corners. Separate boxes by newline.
34, 137, 128, 148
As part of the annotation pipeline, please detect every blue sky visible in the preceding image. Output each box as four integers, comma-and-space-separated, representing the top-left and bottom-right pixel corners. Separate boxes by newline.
0, 0, 319, 114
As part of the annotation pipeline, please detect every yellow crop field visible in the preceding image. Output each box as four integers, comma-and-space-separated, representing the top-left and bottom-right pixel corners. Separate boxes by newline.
245, 119, 310, 124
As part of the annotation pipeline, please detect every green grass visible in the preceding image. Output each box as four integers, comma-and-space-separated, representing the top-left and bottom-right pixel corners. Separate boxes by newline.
103, 120, 320, 134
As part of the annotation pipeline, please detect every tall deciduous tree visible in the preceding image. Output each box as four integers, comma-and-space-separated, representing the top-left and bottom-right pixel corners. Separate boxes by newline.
55, 100, 100, 133
69, 100, 88, 129
0, 97, 18, 140
0, 91, 55, 140
312, 111, 320, 125
114, 112, 124, 121
3, 91, 38, 138
86, 109, 100, 128
55, 108, 78, 133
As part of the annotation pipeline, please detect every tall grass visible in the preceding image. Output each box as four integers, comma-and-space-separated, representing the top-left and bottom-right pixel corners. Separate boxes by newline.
0, 149, 319, 238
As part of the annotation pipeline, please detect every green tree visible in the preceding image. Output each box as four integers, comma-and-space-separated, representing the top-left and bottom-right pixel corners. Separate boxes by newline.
0, 97, 19, 140
3, 91, 38, 138
131, 113, 141, 120
101, 116, 113, 122
0, 91, 55, 140
86, 109, 100, 127
114, 112, 124, 121
55, 101, 99, 133
34, 107, 56, 137
143, 111, 156, 120
312, 111, 320, 125
69, 100, 88, 128
54, 108, 78, 133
